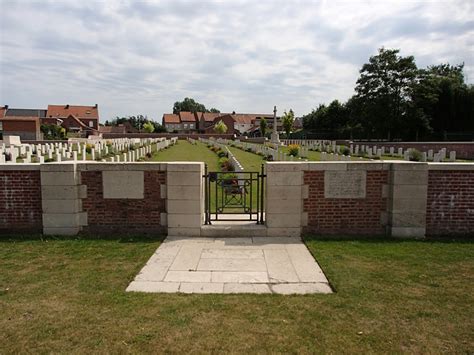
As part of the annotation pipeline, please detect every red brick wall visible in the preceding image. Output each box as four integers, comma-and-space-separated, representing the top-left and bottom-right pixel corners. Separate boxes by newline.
426, 170, 474, 236
0, 170, 42, 233
303, 170, 388, 235
81, 171, 166, 234
102, 132, 234, 139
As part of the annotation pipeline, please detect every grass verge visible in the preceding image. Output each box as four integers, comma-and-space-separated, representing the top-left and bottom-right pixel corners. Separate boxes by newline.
0, 236, 472, 353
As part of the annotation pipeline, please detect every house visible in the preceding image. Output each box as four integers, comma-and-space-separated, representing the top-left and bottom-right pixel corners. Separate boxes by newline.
99, 122, 138, 134
178, 111, 198, 132
204, 114, 236, 134
199, 112, 226, 131
0, 105, 42, 140
162, 112, 200, 133
162, 114, 181, 132
45, 104, 99, 131
0, 116, 41, 141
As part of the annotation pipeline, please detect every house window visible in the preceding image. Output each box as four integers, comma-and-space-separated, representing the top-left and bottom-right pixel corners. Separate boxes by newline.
0, 122, 3, 130
184, 123, 188, 129
89, 121, 94, 127
190, 123, 194, 129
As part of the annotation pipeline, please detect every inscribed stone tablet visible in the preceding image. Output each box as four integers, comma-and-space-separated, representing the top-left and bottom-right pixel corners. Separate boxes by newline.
324, 171, 366, 198
103, 171, 144, 199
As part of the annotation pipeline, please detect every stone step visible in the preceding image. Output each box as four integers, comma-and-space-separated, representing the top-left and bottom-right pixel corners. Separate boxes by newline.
201, 223, 267, 238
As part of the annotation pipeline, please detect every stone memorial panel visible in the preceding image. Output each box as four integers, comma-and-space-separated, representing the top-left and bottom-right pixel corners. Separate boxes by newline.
324, 170, 366, 199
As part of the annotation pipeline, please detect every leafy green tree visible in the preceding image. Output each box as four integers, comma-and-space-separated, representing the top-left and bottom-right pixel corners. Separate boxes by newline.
173, 98, 220, 114
143, 121, 155, 133
40, 124, 66, 140
282, 109, 295, 138
354, 47, 419, 140
412, 63, 473, 138
260, 118, 268, 137
173, 98, 203, 113
152, 121, 167, 133
214, 120, 228, 134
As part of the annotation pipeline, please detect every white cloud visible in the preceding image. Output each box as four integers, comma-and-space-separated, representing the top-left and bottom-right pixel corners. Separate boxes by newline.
0, 0, 472, 121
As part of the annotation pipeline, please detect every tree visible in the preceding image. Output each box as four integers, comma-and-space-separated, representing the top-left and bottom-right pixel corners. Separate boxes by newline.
40, 124, 66, 140
411, 63, 473, 139
281, 109, 295, 138
214, 120, 228, 134
354, 47, 419, 140
260, 118, 268, 137
173, 97, 220, 114
152, 121, 167, 133
143, 121, 155, 133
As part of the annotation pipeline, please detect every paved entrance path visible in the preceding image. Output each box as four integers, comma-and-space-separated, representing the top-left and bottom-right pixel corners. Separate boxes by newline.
126, 237, 332, 294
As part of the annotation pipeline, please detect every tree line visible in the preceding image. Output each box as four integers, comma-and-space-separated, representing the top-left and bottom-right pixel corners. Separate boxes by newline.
104, 115, 166, 133
302, 48, 474, 141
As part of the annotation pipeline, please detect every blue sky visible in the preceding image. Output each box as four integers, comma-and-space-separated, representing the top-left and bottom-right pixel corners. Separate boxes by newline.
0, 0, 473, 122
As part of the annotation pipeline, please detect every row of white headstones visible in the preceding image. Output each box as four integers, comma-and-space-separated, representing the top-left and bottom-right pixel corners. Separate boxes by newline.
0, 137, 178, 164
208, 138, 457, 162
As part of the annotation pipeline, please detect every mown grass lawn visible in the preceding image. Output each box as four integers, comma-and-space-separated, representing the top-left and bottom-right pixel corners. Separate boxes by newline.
1, 235, 472, 353
150, 140, 220, 171
228, 146, 265, 171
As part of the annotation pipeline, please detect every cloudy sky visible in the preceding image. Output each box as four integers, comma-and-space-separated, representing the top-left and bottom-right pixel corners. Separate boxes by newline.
0, 0, 473, 122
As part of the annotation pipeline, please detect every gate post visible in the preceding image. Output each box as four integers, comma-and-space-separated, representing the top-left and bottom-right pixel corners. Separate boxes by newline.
265, 162, 307, 237
166, 162, 205, 236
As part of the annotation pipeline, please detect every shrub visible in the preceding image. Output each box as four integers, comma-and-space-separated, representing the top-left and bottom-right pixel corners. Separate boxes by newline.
85, 144, 93, 154
246, 147, 252, 152
288, 144, 300, 157
409, 149, 423, 162
341, 146, 350, 156
219, 157, 234, 171
45, 158, 55, 163
146, 152, 152, 158
217, 150, 227, 158
263, 155, 274, 161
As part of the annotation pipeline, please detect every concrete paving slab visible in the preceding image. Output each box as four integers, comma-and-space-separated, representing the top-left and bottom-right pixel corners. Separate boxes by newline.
201, 249, 263, 259
126, 281, 180, 293
126, 236, 332, 294
223, 283, 272, 294
264, 249, 300, 283
169, 245, 203, 271
179, 282, 224, 294
164, 271, 212, 283
271, 283, 333, 295
285, 244, 329, 283
211, 271, 269, 283
197, 258, 267, 272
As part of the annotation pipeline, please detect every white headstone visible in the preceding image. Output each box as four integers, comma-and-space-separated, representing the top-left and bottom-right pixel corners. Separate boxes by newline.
449, 151, 456, 162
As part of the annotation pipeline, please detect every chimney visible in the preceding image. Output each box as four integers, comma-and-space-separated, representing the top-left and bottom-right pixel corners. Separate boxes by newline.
4, 105, 8, 109
94, 104, 98, 108
65, 104, 69, 109
232, 110, 236, 115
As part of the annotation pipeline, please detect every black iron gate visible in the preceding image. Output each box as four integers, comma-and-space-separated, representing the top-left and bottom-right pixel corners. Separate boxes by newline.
203, 165, 266, 224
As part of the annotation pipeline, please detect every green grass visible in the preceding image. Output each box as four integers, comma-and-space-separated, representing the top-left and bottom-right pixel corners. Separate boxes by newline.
150, 140, 219, 171
227, 146, 264, 171
1, 236, 472, 353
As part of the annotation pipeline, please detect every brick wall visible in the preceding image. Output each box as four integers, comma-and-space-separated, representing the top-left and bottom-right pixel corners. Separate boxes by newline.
81, 170, 166, 234
101, 133, 234, 139
426, 170, 474, 236
0, 169, 42, 233
303, 170, 388, 235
